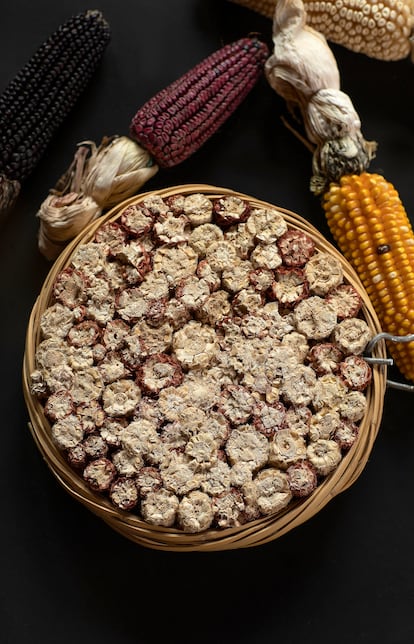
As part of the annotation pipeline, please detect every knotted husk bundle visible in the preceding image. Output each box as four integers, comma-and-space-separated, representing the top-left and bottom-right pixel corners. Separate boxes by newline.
264, 0, 377, 194
23, 184, 387, 551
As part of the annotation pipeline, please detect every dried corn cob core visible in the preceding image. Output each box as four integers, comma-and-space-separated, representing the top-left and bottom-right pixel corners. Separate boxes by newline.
0, 10, 110, 213
323, 172, 414, 381
129, 37, 269, 168
228, 0, 414, 61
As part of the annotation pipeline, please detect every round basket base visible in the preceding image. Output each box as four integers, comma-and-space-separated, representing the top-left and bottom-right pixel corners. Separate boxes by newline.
22, 184, 387, 551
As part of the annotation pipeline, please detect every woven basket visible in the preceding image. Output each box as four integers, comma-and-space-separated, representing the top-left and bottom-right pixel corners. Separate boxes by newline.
22, 184, 387, 551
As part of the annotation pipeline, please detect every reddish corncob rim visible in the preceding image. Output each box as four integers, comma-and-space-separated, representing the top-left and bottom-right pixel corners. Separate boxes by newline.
129, 37, 269, 168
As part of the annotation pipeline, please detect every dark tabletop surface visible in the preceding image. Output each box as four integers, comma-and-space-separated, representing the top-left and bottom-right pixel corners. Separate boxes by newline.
1, 1, 413, 643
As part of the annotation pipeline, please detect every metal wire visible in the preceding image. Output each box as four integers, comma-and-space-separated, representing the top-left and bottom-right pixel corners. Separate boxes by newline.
364, 332, 414, 392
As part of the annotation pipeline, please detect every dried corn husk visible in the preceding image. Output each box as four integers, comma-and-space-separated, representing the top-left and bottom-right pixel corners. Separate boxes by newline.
264, 0, 340, 103
264, 0, 377, 193
80, 136, 158, 208
36, 136, 159, 260
37, 192, 101, 261
228, 0, 414, 61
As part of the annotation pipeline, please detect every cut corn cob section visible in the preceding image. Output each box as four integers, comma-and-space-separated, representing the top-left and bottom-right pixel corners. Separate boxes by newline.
228, 0, 414, 61
130, 37, 269, 167
323, 173, 414, 381
0, 9, 110, 214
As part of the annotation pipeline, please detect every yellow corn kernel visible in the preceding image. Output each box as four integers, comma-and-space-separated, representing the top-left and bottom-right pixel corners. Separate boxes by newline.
228, 0, 414, 61
323, 172, 414, 381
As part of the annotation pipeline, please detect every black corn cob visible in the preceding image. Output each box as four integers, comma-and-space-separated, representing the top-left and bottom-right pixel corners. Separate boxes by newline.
129, 37, 269, 168
0, 9, 110, 214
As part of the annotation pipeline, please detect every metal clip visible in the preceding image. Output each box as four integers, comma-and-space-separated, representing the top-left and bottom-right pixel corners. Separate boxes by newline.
364, 332, 414, 392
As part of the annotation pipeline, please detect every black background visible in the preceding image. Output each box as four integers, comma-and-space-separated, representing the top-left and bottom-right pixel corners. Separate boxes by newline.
1, 1, 413, 642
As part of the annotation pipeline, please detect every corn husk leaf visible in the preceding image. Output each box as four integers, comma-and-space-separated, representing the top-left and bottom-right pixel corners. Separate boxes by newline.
37, 192, 101, 261
264, 0, 377, 193
81, 135, 159, 209
264, 0, 340, 107
36, 135, 159, 260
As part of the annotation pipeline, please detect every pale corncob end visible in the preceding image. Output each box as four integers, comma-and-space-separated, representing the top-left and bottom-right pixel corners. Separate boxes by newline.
228, 0, 414, 61
323, 172, 414, 382
129, 37, 269, 168
0, 9, 111, 213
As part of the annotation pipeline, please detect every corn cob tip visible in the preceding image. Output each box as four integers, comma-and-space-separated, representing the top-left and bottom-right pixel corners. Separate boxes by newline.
129, 37, 269, 168
85, 9, 109, 22
84, 9, 111, 33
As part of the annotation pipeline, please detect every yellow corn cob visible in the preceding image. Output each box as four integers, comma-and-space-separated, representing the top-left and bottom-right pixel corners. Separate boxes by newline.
323, 172, 414, 381
228, 0, 414, 61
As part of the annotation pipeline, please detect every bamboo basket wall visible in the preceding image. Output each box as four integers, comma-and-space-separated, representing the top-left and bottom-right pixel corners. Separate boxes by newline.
22, 184, 387, 551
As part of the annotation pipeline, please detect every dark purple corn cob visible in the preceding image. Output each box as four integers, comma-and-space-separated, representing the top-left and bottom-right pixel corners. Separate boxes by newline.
129, 37, 269, 168
0, 9, 110, 214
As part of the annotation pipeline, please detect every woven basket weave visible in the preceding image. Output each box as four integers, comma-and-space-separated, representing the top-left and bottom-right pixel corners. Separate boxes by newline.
22, 184, 387, 551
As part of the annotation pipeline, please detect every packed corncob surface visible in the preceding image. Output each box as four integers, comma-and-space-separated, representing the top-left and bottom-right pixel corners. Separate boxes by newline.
228, 0, 414, 60
129, 37, 269, 168
265, 0, 414, 382
0, 9, 110, 214
323, 174, 414, 381
29, 188, 375, 532
37, 37, 269, 260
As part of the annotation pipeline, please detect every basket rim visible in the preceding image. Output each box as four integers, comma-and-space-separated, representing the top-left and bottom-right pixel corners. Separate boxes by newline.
22, 183, 388, 551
